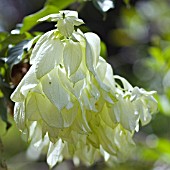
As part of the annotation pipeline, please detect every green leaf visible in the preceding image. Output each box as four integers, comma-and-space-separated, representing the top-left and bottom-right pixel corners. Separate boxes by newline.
100, 41, 107, 59
0, 32, 8, 42
0, 98, 11, 130
63, 40, 82, 76
6, 40, 29, 68
149, 47, 164, 66
0, 34, 26, 48
46, 0, 75, 8
0, 85, 12, 130
123, 0, 130, 6
0, 34, 26, 56
21, 0, 75, 33
21, 6, 59, 33
0, 75, 13, 101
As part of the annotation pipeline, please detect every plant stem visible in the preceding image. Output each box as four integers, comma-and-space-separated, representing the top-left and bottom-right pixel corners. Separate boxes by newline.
0, 138, 7, 170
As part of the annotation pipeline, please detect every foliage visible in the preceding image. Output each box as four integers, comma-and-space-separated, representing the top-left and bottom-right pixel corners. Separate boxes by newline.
111, 0, 170, 169
21, 0, 76, 33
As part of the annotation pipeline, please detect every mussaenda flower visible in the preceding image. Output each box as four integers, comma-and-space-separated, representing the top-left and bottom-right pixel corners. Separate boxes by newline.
10, 10, 157, 168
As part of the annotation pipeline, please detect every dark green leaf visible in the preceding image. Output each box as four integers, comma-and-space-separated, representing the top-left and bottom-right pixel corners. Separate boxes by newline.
45, 0, 75, 9
0, 59, 5, 77
6, 40, 29, 67
100, 41, 107, 59
0, 98, 11, 130
3, 40, 29, 83
0, 76, 12, 100
0, 34, 26, 55
0, 32, 8, 42
21, 0, 75, 33
21, 6, 59, 33
124, 0, 130, 6
0, 77, 12, 129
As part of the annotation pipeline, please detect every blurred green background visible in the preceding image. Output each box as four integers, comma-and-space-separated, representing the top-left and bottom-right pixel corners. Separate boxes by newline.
0, 0, 170, 169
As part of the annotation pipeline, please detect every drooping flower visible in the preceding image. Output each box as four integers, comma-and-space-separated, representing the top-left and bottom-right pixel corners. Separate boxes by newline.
11, 10, 157, 168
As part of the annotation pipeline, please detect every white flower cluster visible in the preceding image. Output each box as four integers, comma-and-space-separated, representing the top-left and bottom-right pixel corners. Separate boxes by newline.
11, 10, 157, 168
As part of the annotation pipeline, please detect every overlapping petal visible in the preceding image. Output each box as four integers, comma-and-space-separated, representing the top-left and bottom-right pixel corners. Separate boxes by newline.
10, 10, 157, 168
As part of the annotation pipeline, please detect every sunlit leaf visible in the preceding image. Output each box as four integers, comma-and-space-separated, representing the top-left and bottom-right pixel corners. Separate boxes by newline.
149, 47, 164, 66
0, 34, 26, 51
21, 0, 75, 33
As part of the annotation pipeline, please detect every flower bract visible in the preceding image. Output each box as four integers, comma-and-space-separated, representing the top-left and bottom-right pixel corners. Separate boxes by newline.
11, 10, 157, 168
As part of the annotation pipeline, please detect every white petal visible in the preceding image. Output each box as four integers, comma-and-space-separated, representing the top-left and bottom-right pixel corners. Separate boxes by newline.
113, 99, 139, 131
114, 75, 133, 91
41, 68, 70, 110
60, 10, 78, 18
57, 18, 74, 37
14, 102, 26, 130
38, 14, 61, 22
35, 38, 64, 79
30, 30, 54, 64
32, 92, 63, 128
11, 65, 38, 102
63, 40, 82, 76
47, 139, 64, 168
84, 32, 100, 69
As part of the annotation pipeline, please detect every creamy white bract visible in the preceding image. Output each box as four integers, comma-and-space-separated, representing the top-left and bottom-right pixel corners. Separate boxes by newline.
11, 10, 157, 168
